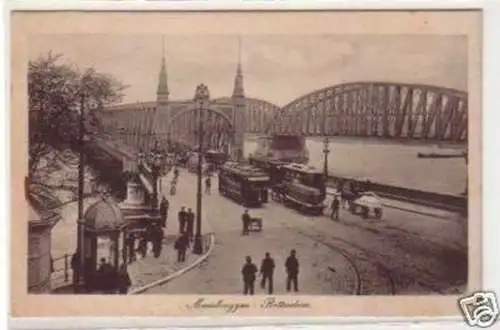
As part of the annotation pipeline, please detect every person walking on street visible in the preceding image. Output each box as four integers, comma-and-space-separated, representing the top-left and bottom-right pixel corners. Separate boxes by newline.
205, 176, 211, 195
241, 209, 251, 236
70, 250, 80, 292
241, 256, 258, 295
178, 206, 187, 234
285, 249, 300, 292
259, 252, 275, 295
186, 208, 195, 241
331, 196, 340, 221
117, 264, 132, 294
160, 197, 169, 228
175, 232, 190, 262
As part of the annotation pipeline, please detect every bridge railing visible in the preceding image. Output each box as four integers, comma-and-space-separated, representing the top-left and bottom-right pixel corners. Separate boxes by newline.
325, 175, 467, 214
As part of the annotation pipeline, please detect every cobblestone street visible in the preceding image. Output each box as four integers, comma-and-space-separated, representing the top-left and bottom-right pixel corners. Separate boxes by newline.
144, 168, 467, 295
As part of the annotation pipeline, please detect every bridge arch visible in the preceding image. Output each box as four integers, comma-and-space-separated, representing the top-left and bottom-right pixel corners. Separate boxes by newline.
168, 105, 234, 150
270, 81, 468, 142
246, 97, 281, 134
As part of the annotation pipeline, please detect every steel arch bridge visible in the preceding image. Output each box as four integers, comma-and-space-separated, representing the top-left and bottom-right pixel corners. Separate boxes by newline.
269, 82, 468, 142
245, 97, 281, 134
168, 105, 234, 151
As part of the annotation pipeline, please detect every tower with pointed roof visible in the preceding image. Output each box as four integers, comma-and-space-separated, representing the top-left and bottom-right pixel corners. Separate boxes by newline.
153, 36, 170, 148
231, 37, 247, 161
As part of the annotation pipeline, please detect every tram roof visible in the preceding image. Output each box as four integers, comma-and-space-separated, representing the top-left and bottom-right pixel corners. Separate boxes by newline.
221, 161, 270, 178
282, 163, 322, 174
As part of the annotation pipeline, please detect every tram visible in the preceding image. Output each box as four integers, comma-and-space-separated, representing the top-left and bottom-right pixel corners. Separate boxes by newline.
218, 162, 271, 207
204, 149, 228, 171
277, 163, 326, 215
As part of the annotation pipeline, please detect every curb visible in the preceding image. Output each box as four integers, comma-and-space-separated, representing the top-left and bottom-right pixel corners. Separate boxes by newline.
380, 203, 454, 219
326, 190, 454, 218
128, 233, 216, 295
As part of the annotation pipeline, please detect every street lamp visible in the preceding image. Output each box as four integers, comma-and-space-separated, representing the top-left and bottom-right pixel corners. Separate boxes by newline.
192, 83, 210, 255
149, 140, 163, 211
76, 70, 92, 292
322, 136, 330, 179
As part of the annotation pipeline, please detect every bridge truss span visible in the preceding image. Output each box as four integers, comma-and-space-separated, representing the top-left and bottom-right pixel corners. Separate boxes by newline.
271, 82, 468, 142
168, 106, 234, 151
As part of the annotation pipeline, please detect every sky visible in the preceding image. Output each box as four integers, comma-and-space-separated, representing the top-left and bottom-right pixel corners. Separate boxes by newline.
28, 34, 468, 107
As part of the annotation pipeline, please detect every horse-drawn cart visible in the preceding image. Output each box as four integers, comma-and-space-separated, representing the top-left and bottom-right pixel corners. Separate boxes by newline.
249, 217, 263, 232
349, 192, 383, 219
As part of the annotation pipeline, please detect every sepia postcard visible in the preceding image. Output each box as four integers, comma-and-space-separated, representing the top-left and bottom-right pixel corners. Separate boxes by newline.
11, 10, 483, 320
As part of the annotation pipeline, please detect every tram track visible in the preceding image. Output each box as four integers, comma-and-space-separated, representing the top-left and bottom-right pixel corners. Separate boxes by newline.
291, 228, 397, 295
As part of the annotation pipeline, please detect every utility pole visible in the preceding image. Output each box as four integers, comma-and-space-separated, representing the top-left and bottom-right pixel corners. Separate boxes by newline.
76, 80, 86, 292
193, 84, 210, 255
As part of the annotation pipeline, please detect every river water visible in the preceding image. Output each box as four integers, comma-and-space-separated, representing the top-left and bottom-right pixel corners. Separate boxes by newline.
243, 137, 466, 195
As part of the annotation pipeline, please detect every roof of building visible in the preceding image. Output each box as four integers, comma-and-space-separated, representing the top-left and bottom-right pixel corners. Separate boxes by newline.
83, 198, 125, 232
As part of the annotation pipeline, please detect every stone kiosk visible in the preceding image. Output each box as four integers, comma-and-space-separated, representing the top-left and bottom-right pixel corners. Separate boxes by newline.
119, 171, 162, 263
81, 198, 125, 292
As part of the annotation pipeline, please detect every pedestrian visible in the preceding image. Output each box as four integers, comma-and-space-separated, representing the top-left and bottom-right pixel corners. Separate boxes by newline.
178, 206, 187, 234
117, 264, 132, 294
241, 256, 258, 295
152, 226, 164, 258
159, 196, 169, 228
186, 208, 195, 241
70, 250, 80, 292
170, 182, 177, 196
126, 235, 136, 263
97, 258, 116, 294
259, 252, 275, 294
285, 249, 300, 293
205, 176, 211, 194
175, 232, 190, 263
331, 195, 340, 221
241, 209, 251, 236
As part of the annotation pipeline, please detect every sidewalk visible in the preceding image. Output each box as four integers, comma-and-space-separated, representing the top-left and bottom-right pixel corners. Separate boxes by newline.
325, 188, 457, 219
49, 163, 216, 293
127, 233, 212, 293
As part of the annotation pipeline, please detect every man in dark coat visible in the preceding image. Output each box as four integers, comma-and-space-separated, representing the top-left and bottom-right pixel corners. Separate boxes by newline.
175, 232, 190, 262
241, 256, 258, 295
285, 249, 300, 292
205, 176, 211, 194
159, 197, 169, 228
178, 206, 187, 234
331, 196, 340, 221
117, 264, 132, 294
241, 209, 251, 236
70, 250, 80, 291
97, 258, 116, 293
259, 252, 275, 294
186, 208, 195, 241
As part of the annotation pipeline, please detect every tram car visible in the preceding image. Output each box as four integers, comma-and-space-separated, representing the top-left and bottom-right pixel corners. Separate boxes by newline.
218, 162, 271, 207
204, 149, 229, 172
279, 163, 326, 215
248, 156, 287, 185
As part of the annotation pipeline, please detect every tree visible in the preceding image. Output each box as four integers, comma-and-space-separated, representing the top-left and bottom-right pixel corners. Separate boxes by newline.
27, 52, 127, 205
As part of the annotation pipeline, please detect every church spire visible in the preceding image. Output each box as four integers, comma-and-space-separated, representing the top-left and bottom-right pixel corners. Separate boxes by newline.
157, 35, 169, 102
232, 36, 245, 97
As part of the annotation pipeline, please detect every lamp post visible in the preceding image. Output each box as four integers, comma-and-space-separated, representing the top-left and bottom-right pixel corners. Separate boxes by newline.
149, 140, 163, 212
322, 136, 330, 180
192, 84, 210, 255
76, 71, 92, 292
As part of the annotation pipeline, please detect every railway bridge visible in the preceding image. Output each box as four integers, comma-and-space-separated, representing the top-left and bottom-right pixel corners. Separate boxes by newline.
97, 45, 468, 161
